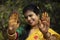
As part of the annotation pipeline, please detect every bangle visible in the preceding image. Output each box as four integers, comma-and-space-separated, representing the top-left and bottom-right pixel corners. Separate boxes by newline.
7, 30, 16, 40
46, 32, 51, 38
44, 32, 51, 39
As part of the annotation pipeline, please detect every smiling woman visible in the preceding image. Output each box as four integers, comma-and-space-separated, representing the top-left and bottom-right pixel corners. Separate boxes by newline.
7, 4, 60, 40
24, 10, 40, 27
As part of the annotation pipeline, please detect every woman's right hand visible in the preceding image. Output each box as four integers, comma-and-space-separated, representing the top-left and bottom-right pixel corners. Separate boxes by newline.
8, 21, 19, 35
8, 11, 20, 35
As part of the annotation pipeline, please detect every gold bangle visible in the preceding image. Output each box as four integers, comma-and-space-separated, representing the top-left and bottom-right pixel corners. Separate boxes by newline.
44, 32, 51, 39
47, 32, 51, 38
7, 30, 16, 40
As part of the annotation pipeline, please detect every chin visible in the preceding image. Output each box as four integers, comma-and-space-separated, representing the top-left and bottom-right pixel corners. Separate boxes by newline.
28, 23, 35, 26
30, 24, 35, 27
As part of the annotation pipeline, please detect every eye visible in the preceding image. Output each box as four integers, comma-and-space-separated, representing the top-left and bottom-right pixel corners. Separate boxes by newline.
29, 15, 32, 17
24, 14, 32, 19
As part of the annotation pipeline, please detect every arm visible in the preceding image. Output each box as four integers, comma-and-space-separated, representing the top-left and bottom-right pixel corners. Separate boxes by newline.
39, 12, 57, 40
7, 11, 20, 40
43, 32, 57, 40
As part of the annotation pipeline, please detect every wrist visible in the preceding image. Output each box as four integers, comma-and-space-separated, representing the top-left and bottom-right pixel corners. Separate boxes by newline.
8, 29, 16, 35
44, 32, 51, 39
7, 30, 16, 40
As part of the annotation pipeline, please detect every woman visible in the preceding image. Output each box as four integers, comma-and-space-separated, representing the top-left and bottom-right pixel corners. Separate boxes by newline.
7, 4, 60, 40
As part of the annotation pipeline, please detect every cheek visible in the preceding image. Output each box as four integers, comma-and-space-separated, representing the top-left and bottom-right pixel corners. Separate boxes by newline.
33, 15, 39, 20
32, 16, 39, 24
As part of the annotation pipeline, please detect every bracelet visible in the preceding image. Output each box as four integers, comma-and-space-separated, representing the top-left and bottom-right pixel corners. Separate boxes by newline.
7, 30, 16, 40
46, 32, 51, 38
44, 32, 51, 39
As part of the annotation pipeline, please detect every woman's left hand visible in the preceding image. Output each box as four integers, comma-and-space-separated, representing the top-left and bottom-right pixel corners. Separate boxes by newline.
39, 12, 50, 34
39, 12, 57, 40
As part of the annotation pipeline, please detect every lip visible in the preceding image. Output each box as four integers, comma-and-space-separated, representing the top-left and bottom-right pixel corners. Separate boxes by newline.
29, 21, 33, 24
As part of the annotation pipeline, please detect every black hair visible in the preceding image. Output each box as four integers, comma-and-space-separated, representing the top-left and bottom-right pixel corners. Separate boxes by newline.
23, 4, 40, 15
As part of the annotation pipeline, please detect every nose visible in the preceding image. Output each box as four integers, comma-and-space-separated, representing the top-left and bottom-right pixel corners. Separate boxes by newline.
27, 16, 31, 21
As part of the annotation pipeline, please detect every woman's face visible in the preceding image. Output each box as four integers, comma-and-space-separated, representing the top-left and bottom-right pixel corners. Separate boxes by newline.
24, 10, 39, 27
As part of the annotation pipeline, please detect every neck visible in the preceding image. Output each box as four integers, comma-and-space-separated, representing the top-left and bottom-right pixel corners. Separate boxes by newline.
31, 20, 41, 29
31, 24, 39, 29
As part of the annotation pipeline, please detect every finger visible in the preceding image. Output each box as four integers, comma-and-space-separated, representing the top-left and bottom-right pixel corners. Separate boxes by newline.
41, 12, 47, 20
43, 12, 46, 17
41, 13, 45, 21
42, 12, 46, 17
42, 13, 45, 18
46, 17, 50, 22
44, 16, 50, 22
46, 12, 48, 17
41, 12, 50, 21
45, 12, 48, 17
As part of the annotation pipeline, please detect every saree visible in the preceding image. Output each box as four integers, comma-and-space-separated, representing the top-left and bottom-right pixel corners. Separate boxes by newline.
26, 28, 60, 40
16, 25, 60, 40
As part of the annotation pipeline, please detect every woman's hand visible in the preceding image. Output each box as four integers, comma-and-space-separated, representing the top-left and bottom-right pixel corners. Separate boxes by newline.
7, 11, 20, 40
8, 11, 20, 35
8, 21, 19, 35
39, 12, 50, 34
39, 12, 57, 40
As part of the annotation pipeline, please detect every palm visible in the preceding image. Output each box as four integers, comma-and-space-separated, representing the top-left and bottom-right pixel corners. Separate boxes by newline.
39, 12, 50, 34
41, 12, 50, 27
8, 11, 19, 34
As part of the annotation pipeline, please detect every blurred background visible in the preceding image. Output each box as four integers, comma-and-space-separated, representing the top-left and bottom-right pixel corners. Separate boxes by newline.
0, 0, 60, 40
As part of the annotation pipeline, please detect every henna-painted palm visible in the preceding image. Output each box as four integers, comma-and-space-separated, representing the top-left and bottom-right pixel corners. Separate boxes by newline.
41, 12, 50, 27
39, 12, 50, 34
8, 11, 20, 34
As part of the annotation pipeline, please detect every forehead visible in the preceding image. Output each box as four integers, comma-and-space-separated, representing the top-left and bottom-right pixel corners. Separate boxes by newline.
24, 10, 36, 16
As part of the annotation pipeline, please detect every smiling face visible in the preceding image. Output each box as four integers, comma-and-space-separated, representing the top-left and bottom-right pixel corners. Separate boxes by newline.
24, 10, 40, 27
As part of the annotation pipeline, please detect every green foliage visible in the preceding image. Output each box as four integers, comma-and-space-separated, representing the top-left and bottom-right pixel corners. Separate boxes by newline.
0, 32, 4, 40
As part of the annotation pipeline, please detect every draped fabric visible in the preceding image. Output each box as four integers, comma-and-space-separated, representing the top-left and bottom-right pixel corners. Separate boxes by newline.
26, 28, 60, 40
16, 25, 60, 40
